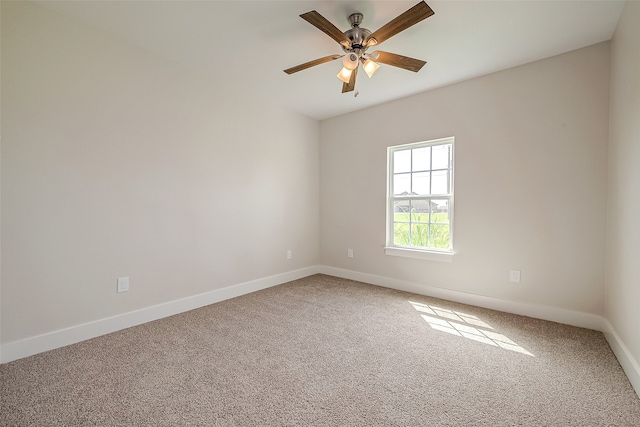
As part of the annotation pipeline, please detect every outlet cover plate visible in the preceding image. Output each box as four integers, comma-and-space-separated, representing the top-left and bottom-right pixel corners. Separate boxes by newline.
117, 277, 129, 293
509, 270, 521, 283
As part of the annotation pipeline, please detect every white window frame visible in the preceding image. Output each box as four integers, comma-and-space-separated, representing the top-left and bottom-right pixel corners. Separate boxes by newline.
385, 137, 455, 263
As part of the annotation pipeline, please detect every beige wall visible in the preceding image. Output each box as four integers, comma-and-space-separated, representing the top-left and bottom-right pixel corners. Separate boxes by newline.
320, 42, 610, 315
607, 0, 640, 375
0, 0, 627, 367
1, 1, 319, 344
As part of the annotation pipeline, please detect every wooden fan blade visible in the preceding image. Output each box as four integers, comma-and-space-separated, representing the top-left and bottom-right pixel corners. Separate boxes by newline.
284, 55, 342, 74
342, 66, 358, 93
366, 1, 434, 46
300, 10, 351, 47
372, 51, 426, 72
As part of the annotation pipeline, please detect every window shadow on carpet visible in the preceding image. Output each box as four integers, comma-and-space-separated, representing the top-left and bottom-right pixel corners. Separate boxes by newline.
409, 301, 534, 356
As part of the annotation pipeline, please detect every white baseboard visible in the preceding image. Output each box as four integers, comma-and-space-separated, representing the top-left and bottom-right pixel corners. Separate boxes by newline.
602, 320, 640, 398
318, 266, 606, 331
0, 266, 320, 364
3, 264, 639, 400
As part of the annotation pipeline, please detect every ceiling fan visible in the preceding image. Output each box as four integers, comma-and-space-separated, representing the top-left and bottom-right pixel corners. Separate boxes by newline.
284, 1, 434, 94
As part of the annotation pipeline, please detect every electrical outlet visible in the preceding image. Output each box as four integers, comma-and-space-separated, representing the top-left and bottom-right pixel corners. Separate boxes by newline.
117, 277, 129, 293
287, 250, 292, 260
509, 270, 521, 283
347, 249, 354, 258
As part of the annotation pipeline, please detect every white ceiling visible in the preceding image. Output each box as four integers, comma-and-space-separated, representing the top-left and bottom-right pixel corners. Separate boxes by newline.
35, 0, 625, 120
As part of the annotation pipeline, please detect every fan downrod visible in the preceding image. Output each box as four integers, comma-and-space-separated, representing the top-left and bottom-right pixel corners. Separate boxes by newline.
343, 13, 371, 52
348, 13, 363, 28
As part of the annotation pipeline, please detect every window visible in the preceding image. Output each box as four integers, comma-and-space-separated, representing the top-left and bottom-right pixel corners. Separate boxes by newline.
386, 137, 454, 262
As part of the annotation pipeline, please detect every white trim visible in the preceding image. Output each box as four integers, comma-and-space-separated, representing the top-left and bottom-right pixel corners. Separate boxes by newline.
0, 266, 320, 364
319, 266, 605, 331
602, 320, 640, 398
385, 246, 454, 263
387, 137, 455, 254
389, 136, 456, 151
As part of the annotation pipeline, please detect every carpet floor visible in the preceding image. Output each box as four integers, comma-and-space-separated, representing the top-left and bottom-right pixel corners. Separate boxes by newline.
1, 274, 639, 426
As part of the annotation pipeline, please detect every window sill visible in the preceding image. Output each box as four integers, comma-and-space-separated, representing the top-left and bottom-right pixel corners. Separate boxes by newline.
384, 247, 454, 263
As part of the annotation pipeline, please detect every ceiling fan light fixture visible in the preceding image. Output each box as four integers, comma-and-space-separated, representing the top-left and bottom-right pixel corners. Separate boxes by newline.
285, 2, 434, 94
368, 52, 380, 61
343, 53, 359, 71
337, 67, 353, 83
363, 59, 380, 78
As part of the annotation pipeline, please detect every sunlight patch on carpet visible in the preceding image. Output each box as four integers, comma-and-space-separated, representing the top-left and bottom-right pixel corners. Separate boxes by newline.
409, 301, 534, 356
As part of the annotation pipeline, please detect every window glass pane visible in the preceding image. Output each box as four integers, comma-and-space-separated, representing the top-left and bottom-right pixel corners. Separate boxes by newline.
393, 173, 411, 195
394, 149, 411, 173
410, 224, 429, 248
388, 138, 454, 254
393, 200, 410, 222
430, 224, 450, 249
412, 147, 430, 171
432, 144, 451, 169
412, 172, 430, 195
431, 199, 450, 224
393, 223, 411, 246
431, 170, 449, 195
410, 200, 429, 222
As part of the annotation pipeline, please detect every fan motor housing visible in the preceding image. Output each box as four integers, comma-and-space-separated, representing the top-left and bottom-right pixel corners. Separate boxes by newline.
343, 27, 371, 52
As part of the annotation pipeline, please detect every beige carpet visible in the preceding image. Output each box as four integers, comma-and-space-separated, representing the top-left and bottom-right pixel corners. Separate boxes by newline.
1, 274, 639, 426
